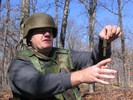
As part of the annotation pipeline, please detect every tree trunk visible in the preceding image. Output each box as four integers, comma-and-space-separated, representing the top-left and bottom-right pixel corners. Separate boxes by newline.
79, 0, 97, 92
88, 0, 97, 52
0, 0, 2, 90
0, 0, 1, 9
60, 0, 70, 48
55, 0, 58, 47
88, 0, 97, 92
1, 22, 7, 89
117, 0, 127, 87
1, 0, 10, 89
19, 0, 30, 49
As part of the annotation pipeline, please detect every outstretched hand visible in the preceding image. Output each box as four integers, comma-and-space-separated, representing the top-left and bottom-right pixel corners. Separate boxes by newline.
99, 25, 122, 43
71, 58, 117, 86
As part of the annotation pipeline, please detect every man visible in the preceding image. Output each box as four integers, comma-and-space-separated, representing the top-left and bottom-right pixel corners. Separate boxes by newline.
9, 13, 122, 100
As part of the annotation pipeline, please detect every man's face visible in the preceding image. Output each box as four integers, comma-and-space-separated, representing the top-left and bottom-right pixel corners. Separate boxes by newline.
30, 28, 53, 53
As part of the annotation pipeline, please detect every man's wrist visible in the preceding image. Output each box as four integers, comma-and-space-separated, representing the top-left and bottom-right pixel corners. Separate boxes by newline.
71, 71, 83, 87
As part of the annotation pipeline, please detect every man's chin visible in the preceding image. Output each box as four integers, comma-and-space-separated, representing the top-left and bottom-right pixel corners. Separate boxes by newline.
43, 46, 52, 50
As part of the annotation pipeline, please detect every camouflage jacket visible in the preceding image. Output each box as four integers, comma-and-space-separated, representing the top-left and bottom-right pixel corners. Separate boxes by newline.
9, 40, 111, 100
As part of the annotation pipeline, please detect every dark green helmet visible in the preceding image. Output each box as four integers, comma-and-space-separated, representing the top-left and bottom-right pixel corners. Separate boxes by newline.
23, 13, 57, 38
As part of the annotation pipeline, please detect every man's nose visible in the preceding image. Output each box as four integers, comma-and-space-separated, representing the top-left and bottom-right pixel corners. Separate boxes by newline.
43, 31, 53, 37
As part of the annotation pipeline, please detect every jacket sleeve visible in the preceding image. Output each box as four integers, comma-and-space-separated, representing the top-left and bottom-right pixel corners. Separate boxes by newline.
9, 57, 72, 98
70, 39, 111, 70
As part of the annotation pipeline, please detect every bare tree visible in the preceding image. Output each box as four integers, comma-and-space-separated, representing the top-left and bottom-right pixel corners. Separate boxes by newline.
66, 19, 88, 51
79, 0, 97, 92
19, 0, 30, 49
31, 0, 37, 13
79, 0, 97, 51
117, 0, 126, 87
0, 0, 2, 90
100, 0, 131, 87
60, 0, 70, 48
0, 0, 1, 10
55, 0, 59, 47
1, 0, 10, 89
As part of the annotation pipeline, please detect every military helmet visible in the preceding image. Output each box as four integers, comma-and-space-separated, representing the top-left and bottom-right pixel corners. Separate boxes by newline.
23, 13, 57, 38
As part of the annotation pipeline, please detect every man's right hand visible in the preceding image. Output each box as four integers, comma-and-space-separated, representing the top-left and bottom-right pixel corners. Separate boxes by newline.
71, 58, 117, 86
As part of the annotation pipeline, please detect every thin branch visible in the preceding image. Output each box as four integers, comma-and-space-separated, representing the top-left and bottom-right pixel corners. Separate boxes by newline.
100, 2, 118, 15
121, 0, 132, 10
79, 0, 90, 11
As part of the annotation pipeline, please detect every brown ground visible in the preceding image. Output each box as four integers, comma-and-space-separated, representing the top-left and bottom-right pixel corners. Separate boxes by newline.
0, 90, 12, 100
83, 88, 133, 100
1, 88, 133, 100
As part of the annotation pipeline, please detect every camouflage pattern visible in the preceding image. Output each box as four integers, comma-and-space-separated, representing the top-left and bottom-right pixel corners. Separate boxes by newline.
15, 47, 82, 100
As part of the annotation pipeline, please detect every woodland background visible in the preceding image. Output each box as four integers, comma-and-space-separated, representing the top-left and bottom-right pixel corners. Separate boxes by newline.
1, 0, 133, 99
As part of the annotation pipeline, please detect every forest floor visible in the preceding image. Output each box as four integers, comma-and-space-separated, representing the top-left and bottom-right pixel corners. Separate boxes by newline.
0, 89, 12, 100
1, 85, 133, 100
82, 88, 133, 100
80, 83, 133, 100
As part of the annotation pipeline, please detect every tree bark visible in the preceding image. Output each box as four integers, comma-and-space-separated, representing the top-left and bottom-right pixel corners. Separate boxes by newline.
19, 0, 30, 49
60, 0, 70, 48
79, 0, 97, 92
55, 0, 58, 47
117, 0, 127, 87
88, 0, 97, 51
1, 0, 10, 89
